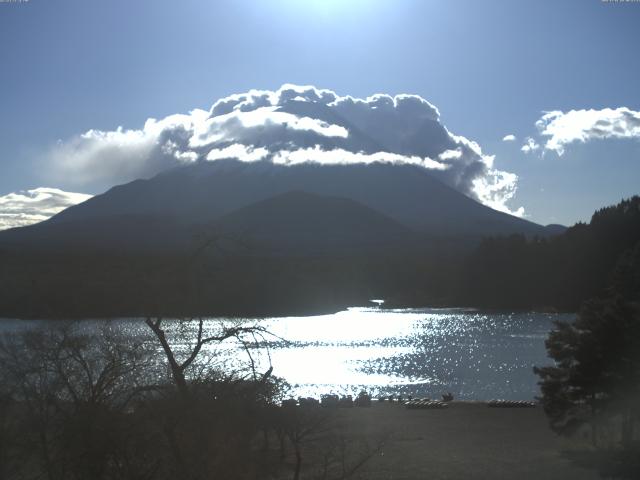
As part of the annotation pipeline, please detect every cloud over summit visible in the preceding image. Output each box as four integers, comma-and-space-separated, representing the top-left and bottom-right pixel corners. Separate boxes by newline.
48, 84, 523, 216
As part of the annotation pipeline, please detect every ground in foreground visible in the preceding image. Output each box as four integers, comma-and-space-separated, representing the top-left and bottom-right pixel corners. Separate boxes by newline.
319, 401, 598, 480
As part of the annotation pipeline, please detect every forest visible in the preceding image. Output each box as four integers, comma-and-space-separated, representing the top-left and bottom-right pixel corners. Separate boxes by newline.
460, 196, 640, 311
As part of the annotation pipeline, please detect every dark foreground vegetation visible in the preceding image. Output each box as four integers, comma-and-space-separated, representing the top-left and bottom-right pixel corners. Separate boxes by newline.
0, 320, 383, 480
534, 223, 640, 479
0, 319, 628, 480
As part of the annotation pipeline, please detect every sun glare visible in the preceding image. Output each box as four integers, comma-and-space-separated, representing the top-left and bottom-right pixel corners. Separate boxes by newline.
274, 0, 384, 19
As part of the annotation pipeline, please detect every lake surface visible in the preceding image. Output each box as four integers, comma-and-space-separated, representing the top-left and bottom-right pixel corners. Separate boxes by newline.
0, 307, 573, 401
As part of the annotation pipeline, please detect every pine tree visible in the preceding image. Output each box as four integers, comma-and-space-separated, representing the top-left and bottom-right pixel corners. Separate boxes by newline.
535, 242, 640, 448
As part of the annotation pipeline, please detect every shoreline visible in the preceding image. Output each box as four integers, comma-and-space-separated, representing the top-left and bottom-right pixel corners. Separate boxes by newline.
0, 304, 578, 322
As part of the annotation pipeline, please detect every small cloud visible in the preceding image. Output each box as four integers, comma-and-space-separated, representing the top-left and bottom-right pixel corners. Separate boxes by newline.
0, 188, 92, 231
502, 134, 516, 142
535, 107, 640, 155
521, 137, 540, 154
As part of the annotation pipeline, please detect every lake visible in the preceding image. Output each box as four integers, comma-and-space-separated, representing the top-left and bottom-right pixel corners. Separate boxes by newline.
0, 307, 572, 401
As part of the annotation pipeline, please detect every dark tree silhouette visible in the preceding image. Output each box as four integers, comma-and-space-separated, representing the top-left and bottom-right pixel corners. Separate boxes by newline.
462, 196, 640, 311
143, 316, 271, 396
535, 239, 640, 461
535, 297, 640, 444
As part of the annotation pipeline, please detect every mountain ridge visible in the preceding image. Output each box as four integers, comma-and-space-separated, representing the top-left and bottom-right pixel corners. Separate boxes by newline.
48, 159, 550, 238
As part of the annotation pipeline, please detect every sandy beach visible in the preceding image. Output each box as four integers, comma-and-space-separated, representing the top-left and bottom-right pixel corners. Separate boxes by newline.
313, 401, 599, 480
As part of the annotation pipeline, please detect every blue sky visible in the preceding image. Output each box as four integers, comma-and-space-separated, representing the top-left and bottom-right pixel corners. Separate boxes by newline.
1, 0, 639, 226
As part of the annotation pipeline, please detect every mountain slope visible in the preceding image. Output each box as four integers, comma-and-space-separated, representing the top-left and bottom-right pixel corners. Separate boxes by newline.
49, 159, 547, 238
0, 214, 196, 253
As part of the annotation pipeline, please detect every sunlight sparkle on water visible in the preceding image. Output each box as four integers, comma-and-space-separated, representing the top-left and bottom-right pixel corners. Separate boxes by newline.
0, 308, 569, 400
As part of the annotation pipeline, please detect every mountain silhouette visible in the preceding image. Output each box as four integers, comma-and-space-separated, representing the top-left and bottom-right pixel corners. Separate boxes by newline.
21, 159, 554, 251
0, 160, 571, 318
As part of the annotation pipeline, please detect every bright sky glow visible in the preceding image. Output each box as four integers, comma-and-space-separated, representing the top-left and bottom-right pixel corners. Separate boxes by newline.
269, 0, 387, 18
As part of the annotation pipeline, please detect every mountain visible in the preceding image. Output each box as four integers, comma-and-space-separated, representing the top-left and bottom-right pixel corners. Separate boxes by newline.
43, 159, 548, 241
0, 160, 573, 318
0, 188, 421, 256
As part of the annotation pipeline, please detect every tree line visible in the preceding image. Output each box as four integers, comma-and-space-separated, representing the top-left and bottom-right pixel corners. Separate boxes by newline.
531, 199, 640, 479
460, 196, 640, 311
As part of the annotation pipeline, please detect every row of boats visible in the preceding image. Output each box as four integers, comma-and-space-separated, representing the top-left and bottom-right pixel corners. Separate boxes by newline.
281, 396, 537, 409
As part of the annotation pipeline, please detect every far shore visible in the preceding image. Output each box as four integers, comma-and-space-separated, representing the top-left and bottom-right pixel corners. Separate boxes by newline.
0, 303, 578, 322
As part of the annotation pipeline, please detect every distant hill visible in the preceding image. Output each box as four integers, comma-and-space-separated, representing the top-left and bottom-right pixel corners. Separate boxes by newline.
212, 190, 419, 255
542, 224, 568, 236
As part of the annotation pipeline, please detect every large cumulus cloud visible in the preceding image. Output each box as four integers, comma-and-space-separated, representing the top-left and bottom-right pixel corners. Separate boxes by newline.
0, 188, 92, 231
47, 84, 523, 216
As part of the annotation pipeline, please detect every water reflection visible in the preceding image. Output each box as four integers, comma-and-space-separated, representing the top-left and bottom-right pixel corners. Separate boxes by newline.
244, 307, 571, 400
0, 308, 573, 401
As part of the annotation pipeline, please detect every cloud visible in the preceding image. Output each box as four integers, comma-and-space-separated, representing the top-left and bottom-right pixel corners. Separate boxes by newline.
46, 84, 524, 216
473, 170, 524, 217
206, 144, 270, 162
271, 145, 449, 170
535, 107, 640, 155
502, 134, 516, 142
0, 188, 92, 231
521, 137, 540, 154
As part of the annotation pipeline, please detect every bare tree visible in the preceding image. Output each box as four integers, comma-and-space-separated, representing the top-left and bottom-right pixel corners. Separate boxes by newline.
0, 323, 156, 480
143, 316, 273, 395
